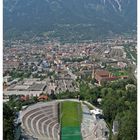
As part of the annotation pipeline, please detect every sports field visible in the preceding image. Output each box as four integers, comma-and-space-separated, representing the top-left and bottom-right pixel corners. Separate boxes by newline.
113, 71, 128, 76
60, 101, 82, 140
61, 101, 82, 127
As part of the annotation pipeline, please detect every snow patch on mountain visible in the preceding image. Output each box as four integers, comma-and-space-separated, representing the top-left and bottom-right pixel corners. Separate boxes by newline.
102, 0, 122, 12
114, 0, 122, 11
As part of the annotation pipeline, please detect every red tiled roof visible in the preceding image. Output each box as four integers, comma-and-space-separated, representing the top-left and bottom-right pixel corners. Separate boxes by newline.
95, 70, 110, 77
106, 77, 118, 81
38, 95, 48, 100
20, 95, 29, 101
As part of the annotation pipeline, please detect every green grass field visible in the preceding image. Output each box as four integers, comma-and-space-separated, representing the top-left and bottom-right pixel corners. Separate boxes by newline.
60, 101, 82, 140
61, 101, 82, 127
112, 71, 128, 76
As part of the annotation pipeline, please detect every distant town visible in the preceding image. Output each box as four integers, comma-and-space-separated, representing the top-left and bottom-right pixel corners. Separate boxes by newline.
3, 35, 137, 99
3, 35, 137, 140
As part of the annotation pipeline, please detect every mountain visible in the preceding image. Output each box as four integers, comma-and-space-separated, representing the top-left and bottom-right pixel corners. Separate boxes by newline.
3, 0, 137, 40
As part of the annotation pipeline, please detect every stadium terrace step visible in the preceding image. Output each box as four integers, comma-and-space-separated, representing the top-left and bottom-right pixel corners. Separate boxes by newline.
20, 102, 60, 140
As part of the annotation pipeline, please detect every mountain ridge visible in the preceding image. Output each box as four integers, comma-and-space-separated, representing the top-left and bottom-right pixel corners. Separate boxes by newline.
3, 0, 137, 40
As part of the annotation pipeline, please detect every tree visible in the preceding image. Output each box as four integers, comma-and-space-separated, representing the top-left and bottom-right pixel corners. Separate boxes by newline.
102, 97, 118, 123
3, 103, 15, 140
117, 109, 137, 140
101, 88, 108, 97
49, 92, 57, 100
